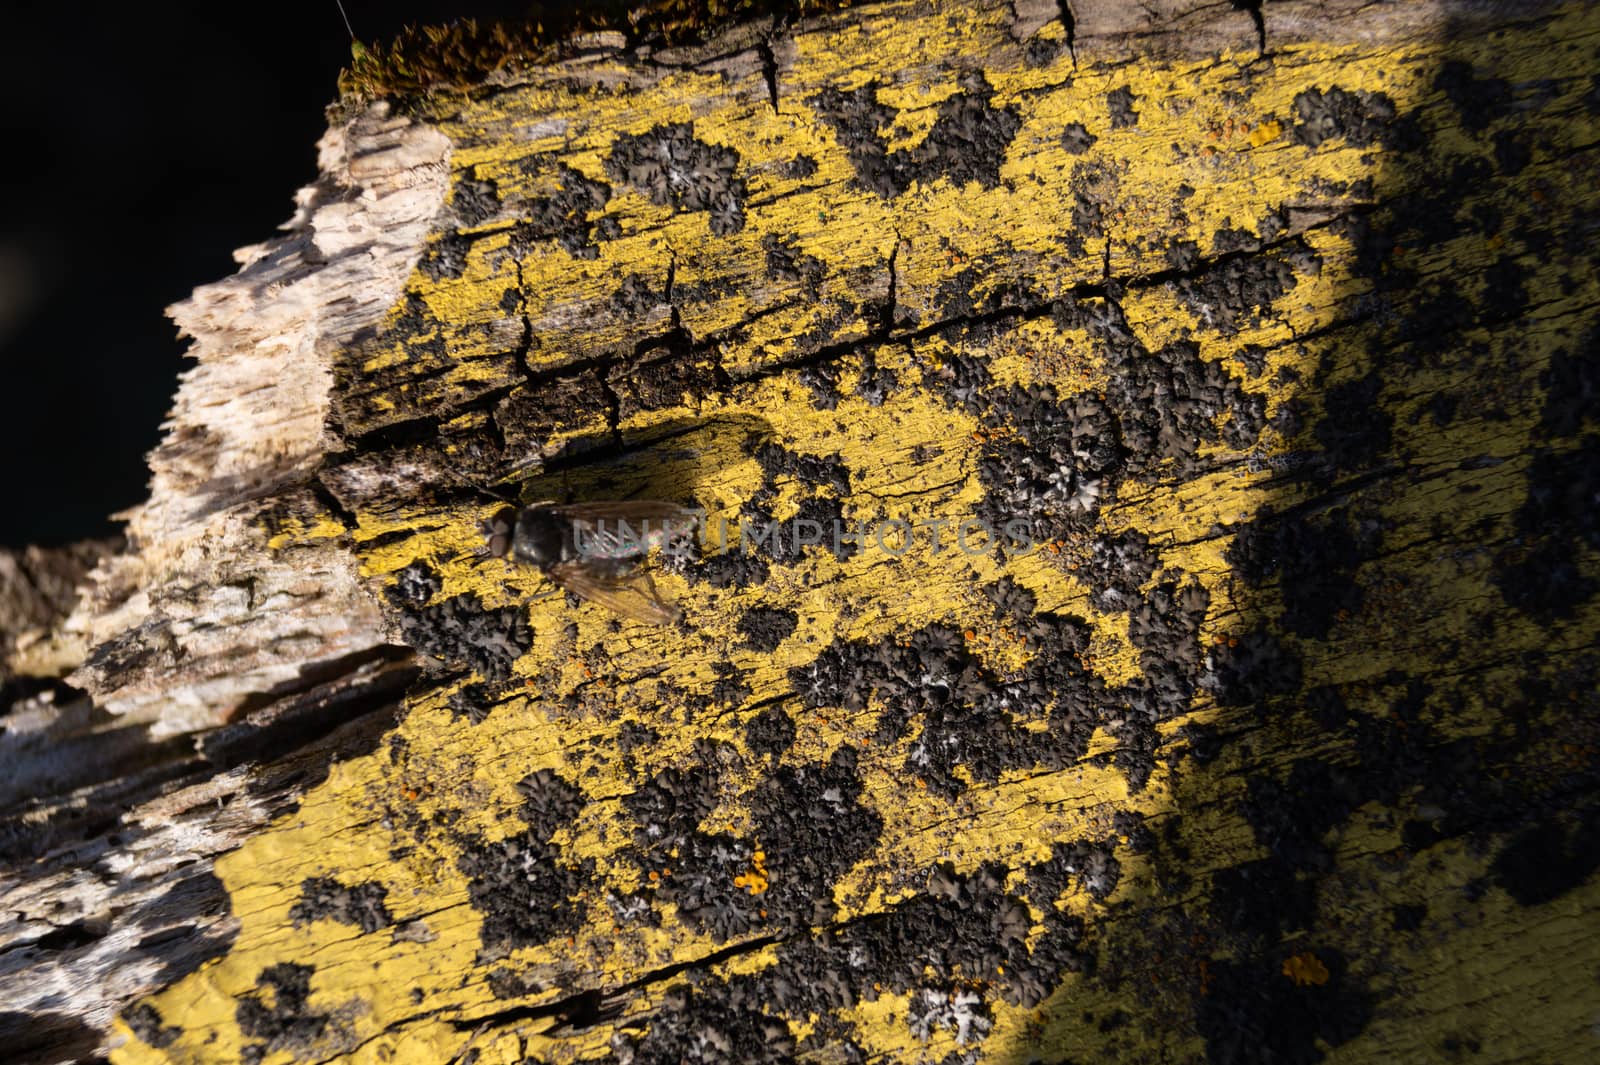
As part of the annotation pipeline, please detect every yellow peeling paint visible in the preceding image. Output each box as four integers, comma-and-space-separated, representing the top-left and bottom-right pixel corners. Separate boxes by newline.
116, 1, 1600, 1063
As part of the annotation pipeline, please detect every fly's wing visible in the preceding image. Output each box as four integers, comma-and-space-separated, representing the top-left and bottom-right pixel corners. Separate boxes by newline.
545, 559, 682, 626
543, 500, 700, 526
545, 501, 701, 560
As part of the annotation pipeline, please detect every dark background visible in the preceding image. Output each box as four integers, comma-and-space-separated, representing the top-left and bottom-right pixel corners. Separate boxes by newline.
0, 1, 529, 547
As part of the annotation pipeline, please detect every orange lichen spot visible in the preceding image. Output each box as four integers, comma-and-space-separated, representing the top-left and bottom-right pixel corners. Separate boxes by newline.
734, 849, 770, 895
1282, 952, 1330, 987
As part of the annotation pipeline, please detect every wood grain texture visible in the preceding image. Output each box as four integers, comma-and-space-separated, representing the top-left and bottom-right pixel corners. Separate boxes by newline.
3, 1, 1598, 1063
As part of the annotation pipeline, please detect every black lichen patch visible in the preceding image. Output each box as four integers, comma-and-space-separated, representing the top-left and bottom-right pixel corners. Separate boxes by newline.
797, 362, 844, 410
1203, 626, 1302, 708
1312, 370, 1392, 472
955, 306, 1266, 548
1210, 857, 1316, 942
748, 434, 851, 492
925, 342, 992, 414
729, 496, 858, 569
753, 441, 852, 495
1235, 343, 1268, 377
692, 549, 771, 589
1061, 122, 1097, 154
1290, 86, 1419, 151
515, 768, 585, 838
1027, 838, 1123, 903
622, 758, 764, 941
610, 273, 660, 316
810, 72, 1021, 198
1495, 434, 1600, 621
618, 982, 797, 1063
1490, 815, 1600, 905
617, 720, 661, 757
1433, 60, 1512, 134
763, 860, 1090, 1012
389, 561, 442, 607
1106, 86, 1139, 129
605, 122, 746, 235
457, 769, 593, 956
738, 605, 799, 652
496, 370, 614, 463
711, 660, 753, 708
236, 963, 329, 1060
611, 334, 725, 417
387, 588, 533, 683
762, 233, 825, 294
452, 173, 501, 226
289, 877, 393, 933
1395, 285, 1475, 357
1228, 507, 1373, 639
792, 618, 1103, 797
745, 704, 796, 758
418, 231, 474, 281
908, 987, 993, 1044
1241, 759, 1363, 870
446, 681, 497, 725
749, 747, 884, 930
683, 443, 857, 582
1168, 241, 1315, 335
780, 153, 819, 179
124, 1002, 180, 1050
1538, 325, 1599, 437
1115, 584, 1213, 790
969, 382, 1119, 542
1492, 130, 1531, 176
515, 163, 615, 260
1082, 532, 1158, 615
1024, 34, 1066, 67
1496, 539, 1597, 623
1391, 902, 1426, 931
613, 855, 1100, 1059
856, 349, 899, 406
984, 575, 1038, 620
1111, 338, 1269, 471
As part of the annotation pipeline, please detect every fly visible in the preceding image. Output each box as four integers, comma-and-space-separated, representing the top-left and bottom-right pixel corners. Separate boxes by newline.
479, 500, 700, 626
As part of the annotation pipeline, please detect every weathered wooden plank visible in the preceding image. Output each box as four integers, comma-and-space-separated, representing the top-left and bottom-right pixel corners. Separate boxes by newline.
2, 1, 1598, 1063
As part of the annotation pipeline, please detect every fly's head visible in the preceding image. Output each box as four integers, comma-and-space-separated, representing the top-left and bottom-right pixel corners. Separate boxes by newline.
478, 506, 518, 560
